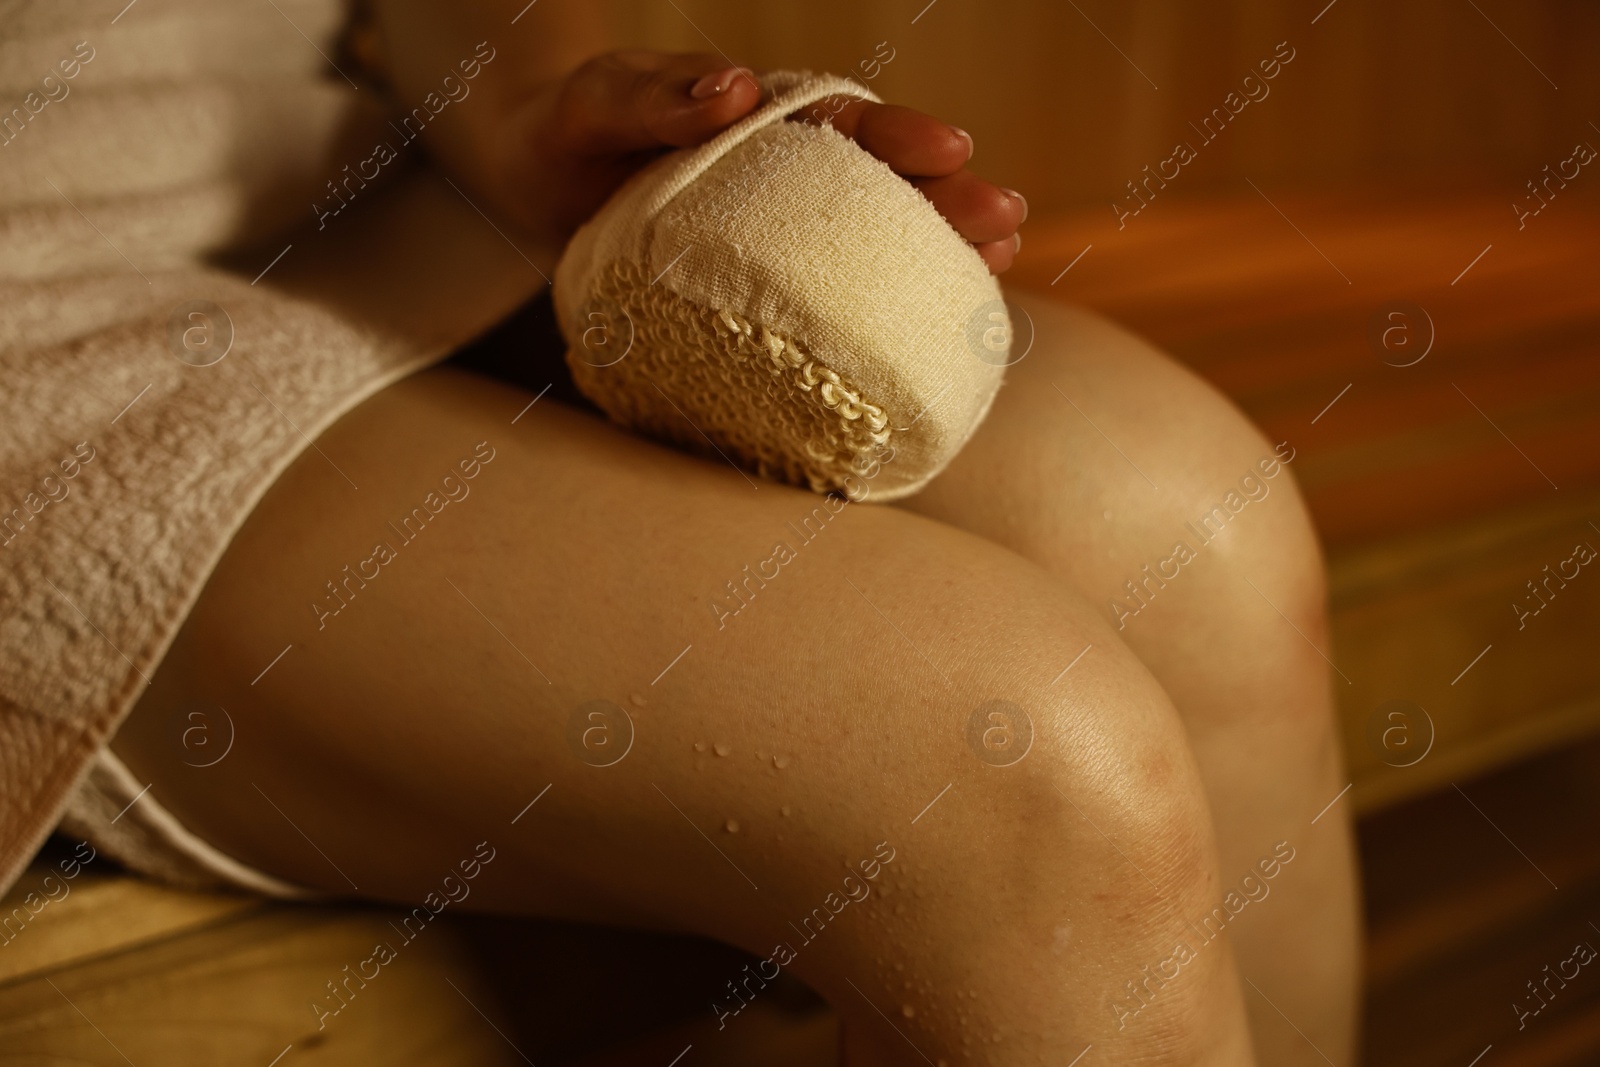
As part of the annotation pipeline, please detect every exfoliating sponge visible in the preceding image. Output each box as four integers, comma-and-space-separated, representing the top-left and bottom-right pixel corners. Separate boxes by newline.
552, 71, 1010, 502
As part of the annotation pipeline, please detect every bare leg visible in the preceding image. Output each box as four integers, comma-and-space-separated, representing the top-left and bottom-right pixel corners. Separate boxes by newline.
113, 366, 1255, 1065
900, 290, 1360, 1065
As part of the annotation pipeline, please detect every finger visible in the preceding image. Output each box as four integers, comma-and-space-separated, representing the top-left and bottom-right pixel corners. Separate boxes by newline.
547, 51, 761, 157
911, 171, 1027, 245
974, 234, 1020, 274
837, 101, 973, 177
791, 99, 972, 177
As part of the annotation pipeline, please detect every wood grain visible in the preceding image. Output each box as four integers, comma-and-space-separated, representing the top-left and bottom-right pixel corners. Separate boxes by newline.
0, 906, 526, 1066
600, 0, 1600, 218
0, 838, 259, 987
1360, 733, 1600, 1067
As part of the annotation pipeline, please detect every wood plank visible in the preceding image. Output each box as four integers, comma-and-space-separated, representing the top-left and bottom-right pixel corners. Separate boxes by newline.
0, 867, 830, 1066
1361, 734, 1600, 1067
612, 2, 1600, 223
1333, 488, 1600, 810
0, 837, 259, 986
1011, 191, 1600, 548
0, 905, 528, 1066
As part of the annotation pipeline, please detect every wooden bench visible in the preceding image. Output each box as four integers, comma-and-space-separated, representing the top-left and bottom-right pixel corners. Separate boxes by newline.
0, 840, 834, 1064
5, 188, 1596, 1064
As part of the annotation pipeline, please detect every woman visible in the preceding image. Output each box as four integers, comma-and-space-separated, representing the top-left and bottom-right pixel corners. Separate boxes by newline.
9, 1, 1358, 1062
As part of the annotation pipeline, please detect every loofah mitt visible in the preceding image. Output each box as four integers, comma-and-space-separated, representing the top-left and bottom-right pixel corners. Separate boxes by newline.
552, 71, 1014, 502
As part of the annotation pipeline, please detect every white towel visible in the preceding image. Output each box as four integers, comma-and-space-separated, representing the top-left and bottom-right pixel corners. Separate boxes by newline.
0, 0, 542, 896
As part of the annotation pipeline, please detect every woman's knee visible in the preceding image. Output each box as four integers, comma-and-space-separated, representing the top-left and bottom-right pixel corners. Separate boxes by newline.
911, 291, 1332, 742
1050, 295, 1323, 607
784, 609, 1246, 1058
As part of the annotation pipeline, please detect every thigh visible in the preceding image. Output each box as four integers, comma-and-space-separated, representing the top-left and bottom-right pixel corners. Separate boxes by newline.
115, 362, 1179, 911
113, 365, 1253, 1062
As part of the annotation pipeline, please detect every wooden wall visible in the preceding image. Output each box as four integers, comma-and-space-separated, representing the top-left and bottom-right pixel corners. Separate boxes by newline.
600, 0, 1600, 216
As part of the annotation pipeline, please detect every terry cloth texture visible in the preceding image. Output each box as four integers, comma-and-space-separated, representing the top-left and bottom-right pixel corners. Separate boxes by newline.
0, 0, 542, 898
554, 71, 1010, 503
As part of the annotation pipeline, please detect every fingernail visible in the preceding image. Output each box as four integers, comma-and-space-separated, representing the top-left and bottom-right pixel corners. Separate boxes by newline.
951, 126, 973, 160
1003, 188, 1028, 223
691, 67, 752, 100
1012, 232, 1023, 254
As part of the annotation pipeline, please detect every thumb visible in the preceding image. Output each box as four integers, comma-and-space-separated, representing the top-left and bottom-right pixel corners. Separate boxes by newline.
543, 51, 761, 156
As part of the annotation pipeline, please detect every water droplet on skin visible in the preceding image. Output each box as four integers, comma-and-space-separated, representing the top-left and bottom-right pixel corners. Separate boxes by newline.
901, 1004, 915, 1018
780, 804, 792, 817
725, 819, 740, 833
756, 749, 766, 761
714, 743, 732, 757
630, 692, 646, 707
693, 742, 706, 752
772, 754, 790, 768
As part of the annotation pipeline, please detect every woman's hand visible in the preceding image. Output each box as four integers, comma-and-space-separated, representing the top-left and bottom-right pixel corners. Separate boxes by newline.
489, 51, 1026, 271
793, 88, 1028, 274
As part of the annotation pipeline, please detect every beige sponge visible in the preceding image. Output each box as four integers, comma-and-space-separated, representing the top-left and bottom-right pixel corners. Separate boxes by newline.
552, 71, 1010, 502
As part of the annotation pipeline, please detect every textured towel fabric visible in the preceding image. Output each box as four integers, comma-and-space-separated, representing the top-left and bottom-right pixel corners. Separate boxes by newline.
554, 72, 1009, 502
0, 0, 540, 897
